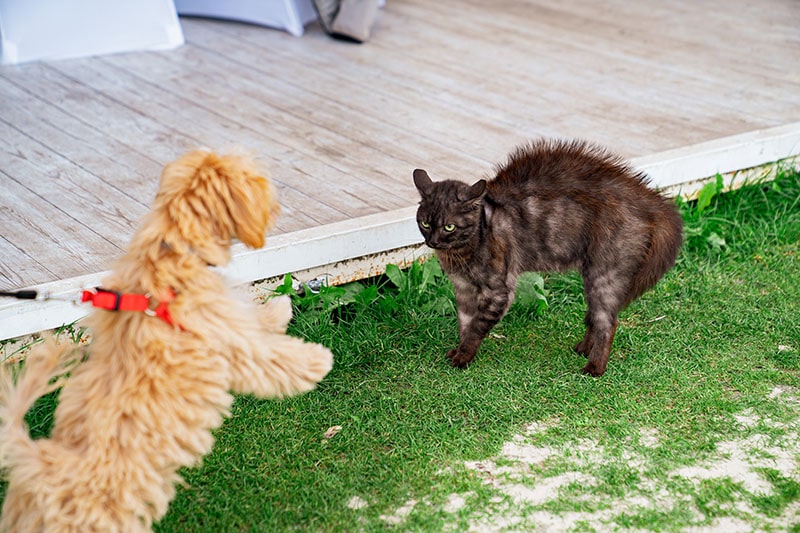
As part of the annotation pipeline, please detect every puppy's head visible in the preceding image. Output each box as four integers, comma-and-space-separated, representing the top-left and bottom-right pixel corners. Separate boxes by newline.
154, 150, 279, 266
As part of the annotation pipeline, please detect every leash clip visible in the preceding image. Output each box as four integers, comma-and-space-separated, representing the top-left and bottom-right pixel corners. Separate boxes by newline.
143, 293, 157, 316
38, 290, 85, 306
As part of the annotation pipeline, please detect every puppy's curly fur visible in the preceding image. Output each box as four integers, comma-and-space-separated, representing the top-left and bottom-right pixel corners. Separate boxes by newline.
0, 151, 334, 532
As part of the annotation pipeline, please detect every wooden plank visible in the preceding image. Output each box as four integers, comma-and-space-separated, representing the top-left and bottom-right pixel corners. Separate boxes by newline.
545, 0, 800, 77
177, 20, 504, 171
0, 235, 55, 289
387, 1, 790, 149
47, 57, 403, 219
0, 119, 143, 241
0, 75, 160, 203
447, 0, 799, 91
0, 68, 332, 237
0, 166, 121, 286
295, 11, 714, 159
1, 60, 348, 233
1, 62, 197, 168
141, 43, 437, 195
181, 19, 524, 164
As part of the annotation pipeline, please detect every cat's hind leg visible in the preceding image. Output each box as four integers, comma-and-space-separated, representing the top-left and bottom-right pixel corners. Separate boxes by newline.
579, 271, 626, 376
581, 318, 618, 377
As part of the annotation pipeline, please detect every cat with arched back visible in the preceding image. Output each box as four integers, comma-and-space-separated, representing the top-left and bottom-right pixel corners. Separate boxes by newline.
413, 138, 683, 376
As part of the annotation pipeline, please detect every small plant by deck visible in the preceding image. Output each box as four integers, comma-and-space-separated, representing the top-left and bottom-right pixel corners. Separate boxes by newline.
2, 166, 798, 531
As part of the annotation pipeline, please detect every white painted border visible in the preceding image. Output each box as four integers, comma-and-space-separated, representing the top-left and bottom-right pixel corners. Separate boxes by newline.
2, 123, 799, 340
634, 122, 800, 190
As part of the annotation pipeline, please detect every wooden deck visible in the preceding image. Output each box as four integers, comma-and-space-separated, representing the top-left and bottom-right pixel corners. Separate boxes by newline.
1, 0, 799, 339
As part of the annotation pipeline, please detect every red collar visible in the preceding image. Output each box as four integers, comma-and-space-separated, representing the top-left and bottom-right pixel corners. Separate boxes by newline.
81, 287, 180, 328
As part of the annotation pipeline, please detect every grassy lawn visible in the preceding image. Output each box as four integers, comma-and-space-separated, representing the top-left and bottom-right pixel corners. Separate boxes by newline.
4, 165, 800, 531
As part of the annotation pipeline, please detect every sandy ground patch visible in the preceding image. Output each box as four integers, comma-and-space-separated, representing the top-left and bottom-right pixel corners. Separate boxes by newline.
363, 387, 800, 530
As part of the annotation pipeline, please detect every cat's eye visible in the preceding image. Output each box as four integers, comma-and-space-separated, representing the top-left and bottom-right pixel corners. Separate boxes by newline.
420, 221, 430, 229
444, 224, 456, 232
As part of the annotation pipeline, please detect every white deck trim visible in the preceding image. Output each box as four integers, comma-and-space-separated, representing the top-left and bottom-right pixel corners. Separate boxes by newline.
2, 123, 800, 340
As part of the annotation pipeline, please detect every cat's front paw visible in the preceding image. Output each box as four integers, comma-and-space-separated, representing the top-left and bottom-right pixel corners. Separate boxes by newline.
446, 348, 474, 369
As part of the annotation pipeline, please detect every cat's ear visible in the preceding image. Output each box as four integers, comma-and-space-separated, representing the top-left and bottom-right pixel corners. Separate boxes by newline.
459, 179, 487, 202
413, 169, 433, 196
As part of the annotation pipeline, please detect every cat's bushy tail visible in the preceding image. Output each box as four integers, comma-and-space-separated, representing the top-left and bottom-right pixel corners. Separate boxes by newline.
627, 204, 683, 306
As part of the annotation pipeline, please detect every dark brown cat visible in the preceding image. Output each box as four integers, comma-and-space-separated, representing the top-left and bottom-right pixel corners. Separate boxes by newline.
413, 138, 683, 376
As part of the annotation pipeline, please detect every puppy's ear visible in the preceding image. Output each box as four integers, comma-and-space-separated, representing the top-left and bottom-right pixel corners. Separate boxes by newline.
156, 151, 231, 266
220, 156, 279, 249
156, 151, 279, 264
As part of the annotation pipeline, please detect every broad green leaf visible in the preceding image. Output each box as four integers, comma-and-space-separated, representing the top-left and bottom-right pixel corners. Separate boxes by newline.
419, 259, 439, 290
270, 273, 297, 297
715, 172, 724, 193
385, 264, 406, 289
514, 272, 549, 313
696, 179, 721, 214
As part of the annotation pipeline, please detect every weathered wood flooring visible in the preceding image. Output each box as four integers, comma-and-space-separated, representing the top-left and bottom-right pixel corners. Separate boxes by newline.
1, 0, 799, 294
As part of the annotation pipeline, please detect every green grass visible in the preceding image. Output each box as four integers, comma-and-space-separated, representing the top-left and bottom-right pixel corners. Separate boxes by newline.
3, 165, 799, 531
